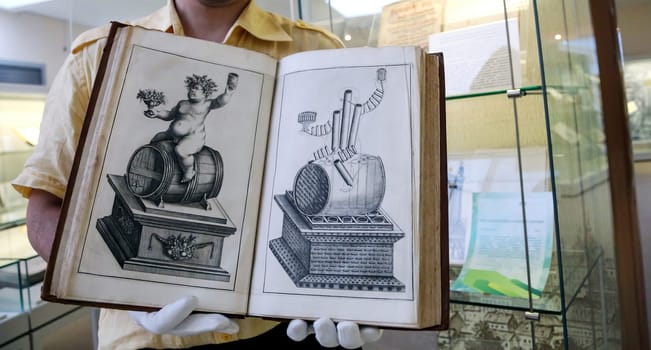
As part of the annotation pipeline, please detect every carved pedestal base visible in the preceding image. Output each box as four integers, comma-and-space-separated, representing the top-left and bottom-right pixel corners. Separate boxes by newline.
270, 193, 405, 292
97, 174, 236, 281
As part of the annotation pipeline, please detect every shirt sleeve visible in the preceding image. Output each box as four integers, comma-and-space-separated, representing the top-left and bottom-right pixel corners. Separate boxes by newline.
12, 40, 104, 199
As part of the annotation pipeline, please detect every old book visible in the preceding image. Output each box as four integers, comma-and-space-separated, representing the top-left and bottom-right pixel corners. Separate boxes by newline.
43, 22, 448, 329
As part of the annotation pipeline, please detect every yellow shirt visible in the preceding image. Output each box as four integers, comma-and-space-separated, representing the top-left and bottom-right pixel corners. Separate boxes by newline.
12, 1, 343, 349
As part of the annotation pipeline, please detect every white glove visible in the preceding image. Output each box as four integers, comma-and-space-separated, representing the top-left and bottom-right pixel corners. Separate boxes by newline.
129, 296, 239, 337
287, 318, 382, 349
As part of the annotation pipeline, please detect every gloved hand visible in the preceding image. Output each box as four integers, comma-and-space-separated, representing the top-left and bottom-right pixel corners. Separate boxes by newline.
129, 296, 239, 336
287, 318, 382, 349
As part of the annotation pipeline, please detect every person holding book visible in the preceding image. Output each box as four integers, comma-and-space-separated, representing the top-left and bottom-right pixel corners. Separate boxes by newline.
145, 73, 238, 183
12, 0, 383, 349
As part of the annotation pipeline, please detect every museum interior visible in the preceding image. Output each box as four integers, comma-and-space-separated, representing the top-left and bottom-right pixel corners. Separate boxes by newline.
0, 0, 649, 349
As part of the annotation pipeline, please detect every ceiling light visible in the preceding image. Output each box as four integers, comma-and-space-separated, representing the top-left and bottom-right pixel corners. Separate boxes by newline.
328, 0, 396, 18
0, 0, 53, 10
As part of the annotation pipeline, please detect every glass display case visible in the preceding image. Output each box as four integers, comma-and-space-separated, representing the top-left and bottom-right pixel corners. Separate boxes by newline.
0, 236, 93, 349
0, 259, 32, 348
0, 257, 95, 349
0, 259, 28, 312
0, 225, 47, 308
297, 0, 637, 348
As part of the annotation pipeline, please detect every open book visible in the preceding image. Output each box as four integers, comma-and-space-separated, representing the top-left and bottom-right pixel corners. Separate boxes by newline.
43, 22, 448, 329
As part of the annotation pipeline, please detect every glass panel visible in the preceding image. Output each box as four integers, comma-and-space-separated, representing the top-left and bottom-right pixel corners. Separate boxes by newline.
21, 255, 46, 288
256, 0, 293, 17
441, 0, 542, 90
514, 91, 561, 314
297, 1, 381, 48
0, 259, 25, 313
447, 91, 564, 313
534, 0, 621, 347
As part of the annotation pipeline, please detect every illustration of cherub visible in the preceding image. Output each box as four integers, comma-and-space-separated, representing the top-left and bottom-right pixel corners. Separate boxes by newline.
141, 73, 238, 182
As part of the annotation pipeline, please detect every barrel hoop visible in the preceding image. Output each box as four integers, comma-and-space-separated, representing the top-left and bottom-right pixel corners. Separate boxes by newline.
126, 143, 171, 200
376, 157, 387, 211
150, 143, 176, 202
205, 148, 223, 199
125, 147, 146, 196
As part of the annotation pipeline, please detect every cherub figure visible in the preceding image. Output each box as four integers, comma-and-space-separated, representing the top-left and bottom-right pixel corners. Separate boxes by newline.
145, 73, 238, 182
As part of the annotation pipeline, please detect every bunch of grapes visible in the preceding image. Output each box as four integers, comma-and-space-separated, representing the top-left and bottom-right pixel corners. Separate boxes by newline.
136, 89, 166, 109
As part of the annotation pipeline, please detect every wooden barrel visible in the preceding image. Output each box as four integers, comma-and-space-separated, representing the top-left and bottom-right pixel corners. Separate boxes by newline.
125, 140, 223, 204
292, 153, 385, 216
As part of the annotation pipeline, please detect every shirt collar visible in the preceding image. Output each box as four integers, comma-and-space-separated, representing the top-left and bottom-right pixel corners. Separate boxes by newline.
231, 1, 292, 42
139, 0, 292, 42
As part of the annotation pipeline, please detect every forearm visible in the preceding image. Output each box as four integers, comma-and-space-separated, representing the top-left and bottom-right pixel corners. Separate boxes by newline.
211, 89, 235, 109
25, 189, 62, 262
216, 92, 232, 106
153, 109, 175, 121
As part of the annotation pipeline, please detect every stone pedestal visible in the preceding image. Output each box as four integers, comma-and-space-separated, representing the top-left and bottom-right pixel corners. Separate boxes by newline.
97, 174, 236, 281
269, 193, 405, 291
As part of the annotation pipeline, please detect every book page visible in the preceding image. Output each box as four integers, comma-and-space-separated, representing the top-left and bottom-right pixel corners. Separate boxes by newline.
377, 0, 444, 48
451, 192, 554, 299
429, 18, 521, 96
249, 46, 426, 327
50, 25, 278, 314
